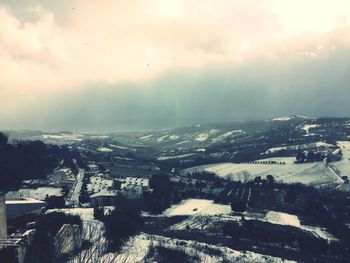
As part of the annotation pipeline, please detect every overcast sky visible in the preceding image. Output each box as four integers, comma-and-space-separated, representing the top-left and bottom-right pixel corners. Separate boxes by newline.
1, 0, 350, 132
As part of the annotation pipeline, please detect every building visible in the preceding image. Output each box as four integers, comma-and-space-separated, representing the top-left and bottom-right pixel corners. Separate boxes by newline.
6, 198, 46, 219
90, 190, 119, 207
6, 187, 63, 201
120, 177, 150, 191
87, 175, 115, 195
0, 193, 7, 239
118, 177, 150, 199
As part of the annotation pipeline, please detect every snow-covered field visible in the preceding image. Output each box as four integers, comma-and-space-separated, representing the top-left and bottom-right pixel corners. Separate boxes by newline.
264, 141, 333, 154
163, 199, 231, 216
332, 141, 350, 178
184, 157, 342, 188
169, 211, 336, 242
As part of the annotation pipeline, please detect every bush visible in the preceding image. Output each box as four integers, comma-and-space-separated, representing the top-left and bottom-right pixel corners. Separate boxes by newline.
231, 199, 247, 213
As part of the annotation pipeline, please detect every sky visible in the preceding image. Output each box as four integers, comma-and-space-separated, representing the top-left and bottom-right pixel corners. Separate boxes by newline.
1, 0, 350, 132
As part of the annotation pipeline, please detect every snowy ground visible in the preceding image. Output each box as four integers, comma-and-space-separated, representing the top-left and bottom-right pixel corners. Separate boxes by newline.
163, 199, 231, 216
169, 210, 337, 242
100, 233, 296, 263
332, 141, 350, 178
184, 157, 342, 188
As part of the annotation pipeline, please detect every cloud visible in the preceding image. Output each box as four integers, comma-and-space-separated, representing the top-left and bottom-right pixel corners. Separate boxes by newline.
1, 0, 350, 130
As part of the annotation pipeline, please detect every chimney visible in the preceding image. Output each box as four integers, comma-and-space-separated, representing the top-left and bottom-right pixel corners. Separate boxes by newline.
0, 192, 7, 239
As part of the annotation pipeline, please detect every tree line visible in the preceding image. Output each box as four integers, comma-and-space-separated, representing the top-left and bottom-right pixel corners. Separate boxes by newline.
0, 132, 84, 191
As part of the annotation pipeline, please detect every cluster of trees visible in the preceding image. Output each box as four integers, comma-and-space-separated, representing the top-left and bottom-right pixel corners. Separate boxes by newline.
296, 150, 325, 163
187, 171, 218, 181
94, 197, 143, 250
144, 174, 173, 213
45, 195, 65, 209
0, 132, 84, 191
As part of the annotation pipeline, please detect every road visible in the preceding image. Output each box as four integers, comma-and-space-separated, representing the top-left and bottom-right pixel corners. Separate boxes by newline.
67, 168, 85, 207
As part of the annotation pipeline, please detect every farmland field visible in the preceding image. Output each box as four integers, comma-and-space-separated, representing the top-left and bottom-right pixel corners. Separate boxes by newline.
183, 157, 343, 188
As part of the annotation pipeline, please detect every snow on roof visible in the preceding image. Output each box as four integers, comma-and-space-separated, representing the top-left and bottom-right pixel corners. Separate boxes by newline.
264, 211, 300, 227
90, 189, 119, 198
46, 208, 94, 220
6, 187, 63, 200
6, 198, 46, 205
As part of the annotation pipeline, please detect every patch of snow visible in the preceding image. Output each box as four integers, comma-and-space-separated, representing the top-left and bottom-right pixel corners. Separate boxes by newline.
211, 130, 244, 143
97, 147, 113, 152
209, 129, 220, 135
302, 124, 320, 133
89, 135, 109, 139
169, 134, 180, 140
264, 211, 300, 227
157, 135, 168, 142
196, 148, 206, 152
140, 134, 153, 140
176, 140, 190, 145
272, 116, 292, 121
157, 153, 196, 161
301, 225, 338, 242
42, 134, 84, 142
109, 144, 128, 150
196, 133, 209, 142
